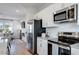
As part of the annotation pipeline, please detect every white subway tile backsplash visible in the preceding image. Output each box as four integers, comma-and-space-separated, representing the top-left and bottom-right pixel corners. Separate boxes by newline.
46, 23, 79, 38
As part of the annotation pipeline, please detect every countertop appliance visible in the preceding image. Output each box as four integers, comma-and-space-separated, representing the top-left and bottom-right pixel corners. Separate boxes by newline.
27, 19, 46, 54
54, 4, 77, 23
58, 32, 79, 55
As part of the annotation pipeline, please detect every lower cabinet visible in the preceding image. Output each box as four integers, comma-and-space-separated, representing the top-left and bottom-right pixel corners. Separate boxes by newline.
37, 37, 48, 55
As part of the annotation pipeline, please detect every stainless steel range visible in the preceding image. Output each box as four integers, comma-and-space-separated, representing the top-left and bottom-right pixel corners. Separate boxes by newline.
58, 32, 79, 55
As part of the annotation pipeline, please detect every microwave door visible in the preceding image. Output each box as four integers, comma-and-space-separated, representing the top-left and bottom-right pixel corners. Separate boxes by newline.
55, 13, 66, 21
54, 11, 66, 23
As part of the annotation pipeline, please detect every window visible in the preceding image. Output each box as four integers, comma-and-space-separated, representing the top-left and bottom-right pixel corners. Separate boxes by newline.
0, 20, 13, 33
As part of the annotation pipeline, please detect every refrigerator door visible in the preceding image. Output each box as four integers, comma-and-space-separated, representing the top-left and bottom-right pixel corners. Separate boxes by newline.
27, 22, 34, 52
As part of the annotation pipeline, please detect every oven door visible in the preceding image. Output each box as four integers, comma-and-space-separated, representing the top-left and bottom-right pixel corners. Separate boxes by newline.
48, 41, 58, 55
58, 45, 71, 55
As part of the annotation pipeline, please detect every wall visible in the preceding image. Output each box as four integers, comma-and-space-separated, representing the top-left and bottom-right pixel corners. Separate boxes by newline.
20, 7, 39, 42
46, 23, 79, 38
46, 4, 79, 38
12, 20, 21, 33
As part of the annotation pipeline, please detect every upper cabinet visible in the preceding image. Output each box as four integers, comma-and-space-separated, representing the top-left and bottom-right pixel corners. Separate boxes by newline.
34, 3, 75, 27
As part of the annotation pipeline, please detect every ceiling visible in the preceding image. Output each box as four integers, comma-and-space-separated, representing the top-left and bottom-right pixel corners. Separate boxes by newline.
0, 3, 52, 20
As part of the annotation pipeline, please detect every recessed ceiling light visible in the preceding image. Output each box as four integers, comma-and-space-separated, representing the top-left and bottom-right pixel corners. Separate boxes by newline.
16, 10, 20, 13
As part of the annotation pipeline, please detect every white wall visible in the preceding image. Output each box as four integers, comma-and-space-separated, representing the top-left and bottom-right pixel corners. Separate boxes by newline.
46, 23, 79, 38
20, 7, 38, 42
12, 20, 21, 33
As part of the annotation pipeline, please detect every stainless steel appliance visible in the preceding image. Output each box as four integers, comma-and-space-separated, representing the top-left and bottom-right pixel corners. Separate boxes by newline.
54, 9, 67, 23
48, 40, 59, 55
58, 44, 71, 55
27, 19, 46, 54
48, 39, 71, 55
54, 4, 77, 23
58, 32, 79, 55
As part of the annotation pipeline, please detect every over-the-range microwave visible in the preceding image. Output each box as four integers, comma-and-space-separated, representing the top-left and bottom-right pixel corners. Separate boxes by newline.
53, 4, 77, 23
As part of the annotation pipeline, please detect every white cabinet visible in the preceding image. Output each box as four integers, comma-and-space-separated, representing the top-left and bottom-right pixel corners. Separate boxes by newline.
42, 39, 48, 55
37, 38, 43, 55
37, 37, 48, 55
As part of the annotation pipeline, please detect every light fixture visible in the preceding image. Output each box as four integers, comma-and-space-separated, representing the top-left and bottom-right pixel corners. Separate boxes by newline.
16, 10, 20, 13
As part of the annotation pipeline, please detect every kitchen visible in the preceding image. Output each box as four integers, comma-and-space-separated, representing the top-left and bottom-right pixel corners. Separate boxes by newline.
0, 3, 79, 55
30, 3, 79, 55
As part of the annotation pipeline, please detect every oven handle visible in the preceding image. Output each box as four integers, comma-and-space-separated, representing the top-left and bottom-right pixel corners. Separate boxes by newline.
48, 41, 70, 50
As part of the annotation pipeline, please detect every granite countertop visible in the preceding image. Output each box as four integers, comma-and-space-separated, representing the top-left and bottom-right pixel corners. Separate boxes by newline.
37, 36, 58, 42
37, 37, 79, 50
37, 36, 70, 47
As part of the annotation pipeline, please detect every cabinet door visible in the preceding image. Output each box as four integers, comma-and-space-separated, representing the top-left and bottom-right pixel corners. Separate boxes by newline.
42, 39, 48, 55
37, 38, 43, 55
37, 38, 48, 55
37, 38, 40, 54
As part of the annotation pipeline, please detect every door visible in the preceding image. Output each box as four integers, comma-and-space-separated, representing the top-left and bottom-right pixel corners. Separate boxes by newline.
42, 39, 48, 55
39, 39, 43, 55
48, 41, 59, 55
37, 38, 43, 55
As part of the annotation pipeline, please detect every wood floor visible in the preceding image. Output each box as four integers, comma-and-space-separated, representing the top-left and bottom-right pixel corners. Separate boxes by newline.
10, 39, 32, 55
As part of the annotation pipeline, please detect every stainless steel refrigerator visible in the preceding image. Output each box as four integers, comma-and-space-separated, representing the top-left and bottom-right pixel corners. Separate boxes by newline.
27, 19, 46, 54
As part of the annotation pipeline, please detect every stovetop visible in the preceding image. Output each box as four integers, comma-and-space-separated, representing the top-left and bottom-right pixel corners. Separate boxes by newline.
58, 41, 78, 46
58, 36, 79, 46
